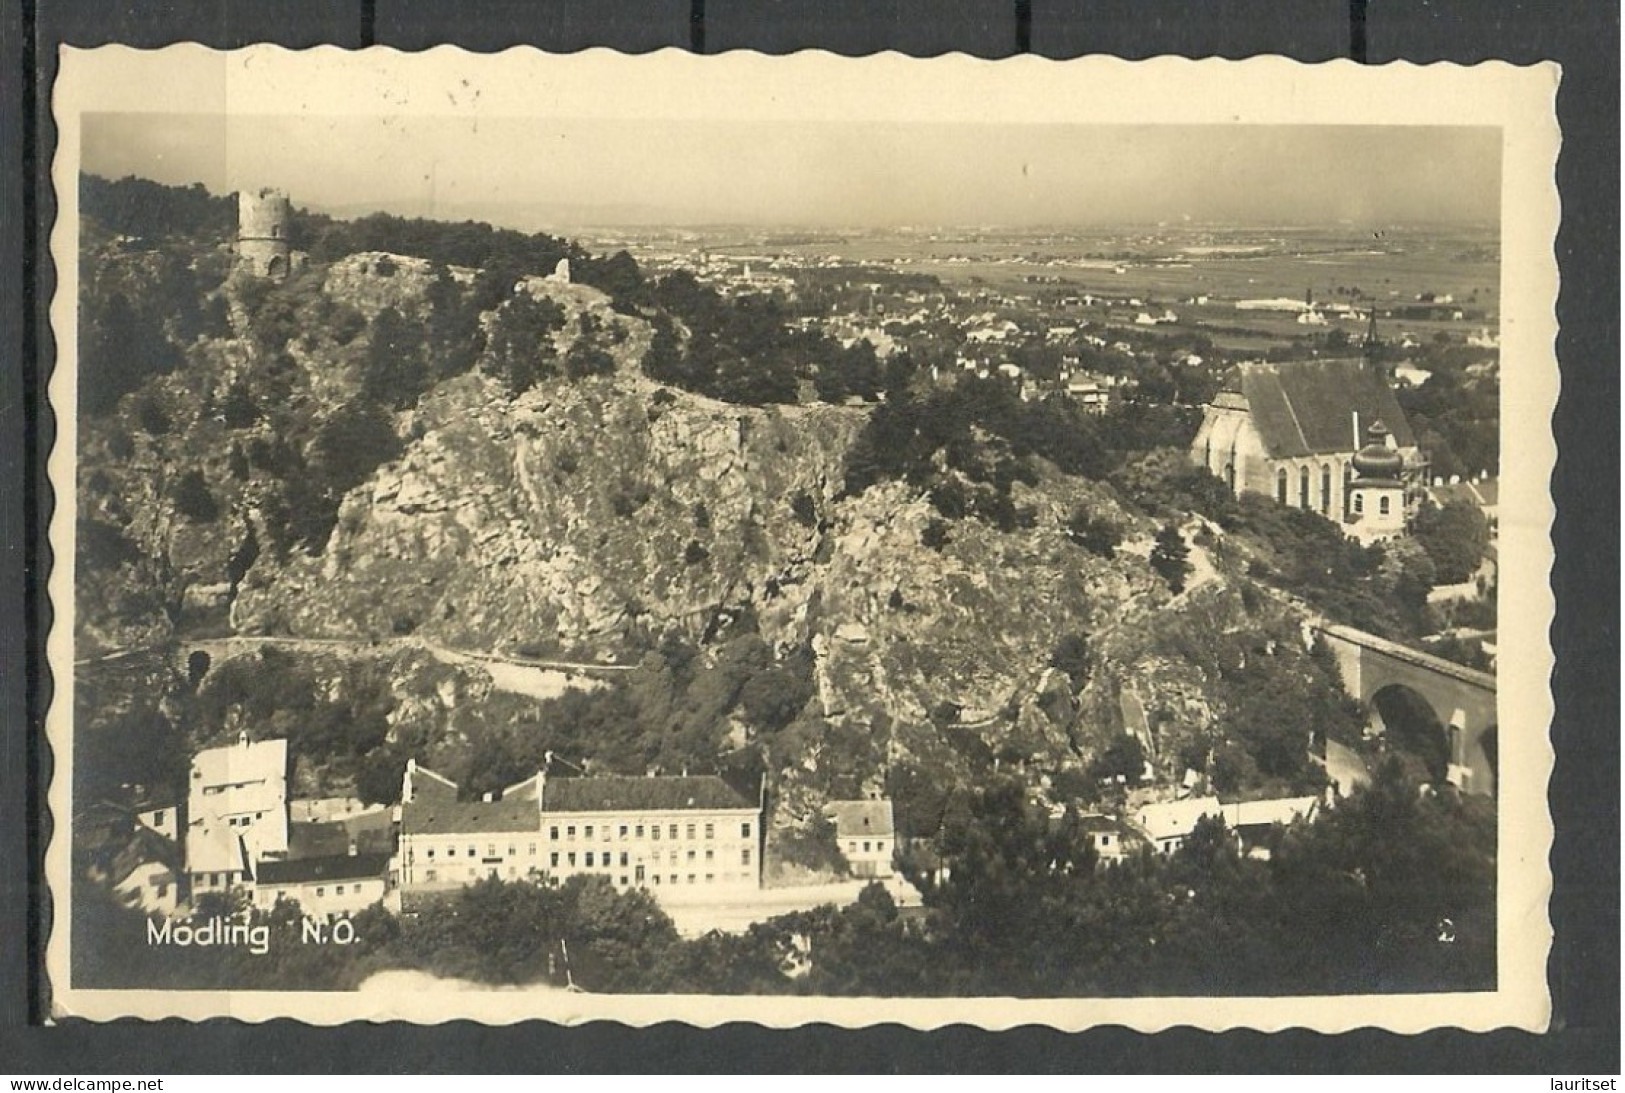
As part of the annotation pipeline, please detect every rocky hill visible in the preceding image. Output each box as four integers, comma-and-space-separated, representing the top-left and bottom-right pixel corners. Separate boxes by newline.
75, 194, 1364, 866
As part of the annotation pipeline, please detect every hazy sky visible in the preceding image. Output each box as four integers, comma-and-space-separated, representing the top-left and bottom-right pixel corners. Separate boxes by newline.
84, 113, 1501, 230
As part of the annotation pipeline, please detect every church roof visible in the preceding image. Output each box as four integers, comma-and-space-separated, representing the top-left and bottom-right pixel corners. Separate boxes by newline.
1224, 359, 1415, 459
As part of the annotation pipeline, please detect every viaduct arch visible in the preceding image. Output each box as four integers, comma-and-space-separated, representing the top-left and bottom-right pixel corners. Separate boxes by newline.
1310, 622, 1498, 796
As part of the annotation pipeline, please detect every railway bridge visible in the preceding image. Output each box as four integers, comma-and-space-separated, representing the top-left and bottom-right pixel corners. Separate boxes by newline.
1310, 621, 1498, 796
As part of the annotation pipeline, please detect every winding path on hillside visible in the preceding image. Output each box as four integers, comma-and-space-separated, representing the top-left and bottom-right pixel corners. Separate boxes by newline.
75, 632, 638, 676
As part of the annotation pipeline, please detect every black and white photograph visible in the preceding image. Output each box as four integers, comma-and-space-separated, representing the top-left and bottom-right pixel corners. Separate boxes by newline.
45, 46, 1558, 1030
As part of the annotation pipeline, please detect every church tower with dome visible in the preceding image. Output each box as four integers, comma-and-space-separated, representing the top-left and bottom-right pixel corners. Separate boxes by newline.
1346, 421, 1408, 543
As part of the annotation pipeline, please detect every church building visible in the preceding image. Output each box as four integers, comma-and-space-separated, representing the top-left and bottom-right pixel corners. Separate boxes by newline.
1191, 358, 1427, 543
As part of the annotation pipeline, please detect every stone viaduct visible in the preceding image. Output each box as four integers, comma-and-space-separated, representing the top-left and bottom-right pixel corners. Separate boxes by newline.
1312, 621, 1498, 796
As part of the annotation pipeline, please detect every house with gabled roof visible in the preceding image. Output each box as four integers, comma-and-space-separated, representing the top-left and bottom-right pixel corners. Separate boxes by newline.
254, 851, 394, 920
825, 798, 897, 878
396, 761, 546, 894
1134, 795, 1223, 855
1192, 358, 1428, 540
109, 825, 182, 918
1221, 795, 1320, 859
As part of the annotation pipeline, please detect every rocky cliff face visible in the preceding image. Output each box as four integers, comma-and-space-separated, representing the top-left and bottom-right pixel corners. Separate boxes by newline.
233, 367, 867, 655
77, 239, 1294, 829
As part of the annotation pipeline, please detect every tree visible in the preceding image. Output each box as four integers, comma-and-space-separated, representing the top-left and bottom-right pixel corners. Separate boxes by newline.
1150, 523, 1192, 593
641, 316, 686, 385
1050, 631, 1091, 686
172, 470, 220, 522
564, 342, 616, 380
1065, 506, 1121, 558
361, 306, 430, 407
1411, 499, 1490, 585
486, 294, 565, 395
308, 406, 400, 500
1088, 734, 1146, 783
1269, 759, 1497, 992
739, 661, 815, 733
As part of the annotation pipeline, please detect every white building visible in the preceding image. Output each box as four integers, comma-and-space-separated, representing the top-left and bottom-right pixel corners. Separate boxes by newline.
1220, 796, 1320, 859
254, 851, 393, 920
826, 798, 897, 878
396, 763, 547, 893
185, 734, 288, 896
396, 763, 765, 898
540, 774, 763, 895
110, 828, 181, 918
1075, 813, 1132, 864
1134, 796, 1223, 854
134, 801, 179, 843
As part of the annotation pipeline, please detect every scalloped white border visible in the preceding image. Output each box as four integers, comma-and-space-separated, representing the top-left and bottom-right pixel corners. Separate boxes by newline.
45, 45, 1560, 1032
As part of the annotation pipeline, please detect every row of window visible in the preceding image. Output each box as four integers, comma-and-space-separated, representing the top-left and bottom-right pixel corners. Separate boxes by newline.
419, 842, 538, 861
1274, 463, 1353, 515
548, 821, 752, 842
408, 844, 756, 868
644, 872, 754, 887
199, 780, 265, 794
416, 868, 755, 887
845, 840, 889, 854
420, 866, 534, 883
545, 848, 751, 869
1264, 467, 1401, 518
303, 882, 373, 898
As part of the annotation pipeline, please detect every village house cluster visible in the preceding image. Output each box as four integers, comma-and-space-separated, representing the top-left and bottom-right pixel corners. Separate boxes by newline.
89, 733, 783, 925
85, 719, 1348, 931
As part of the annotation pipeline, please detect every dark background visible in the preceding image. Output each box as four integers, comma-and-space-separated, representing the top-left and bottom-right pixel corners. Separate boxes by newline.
4, 0, 1617, 1073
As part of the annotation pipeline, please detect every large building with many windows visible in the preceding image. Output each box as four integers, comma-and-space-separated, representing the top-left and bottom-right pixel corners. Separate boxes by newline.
1191, 358, 1427, 542
395, 761, 765, 897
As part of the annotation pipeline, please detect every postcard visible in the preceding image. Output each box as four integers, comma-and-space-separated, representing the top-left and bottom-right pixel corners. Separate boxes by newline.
46, 45, 1558, 1030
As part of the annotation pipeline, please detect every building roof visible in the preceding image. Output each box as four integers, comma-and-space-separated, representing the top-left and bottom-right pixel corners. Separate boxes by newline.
110, 826, 181, 887
1428, 478, 1498, 511
287, 812, 395, 859
401, 795, 540, 836
1224, 359, 1416, 459
256, 852, 392, 886
402, 761, 460, 805
184, 823, 250, 875
189, 736, 288, 823
1072, 812, 1129, 835
1220, 796, 1320, 830
540, 774, 756, 814
1135, 796, 1222, 843
826, 799, 896, 839
191, 736, 288, 791
288, 796, 387, 824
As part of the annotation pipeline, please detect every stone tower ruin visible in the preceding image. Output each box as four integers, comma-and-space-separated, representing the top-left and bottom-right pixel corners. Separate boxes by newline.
236, 188, 292, 279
